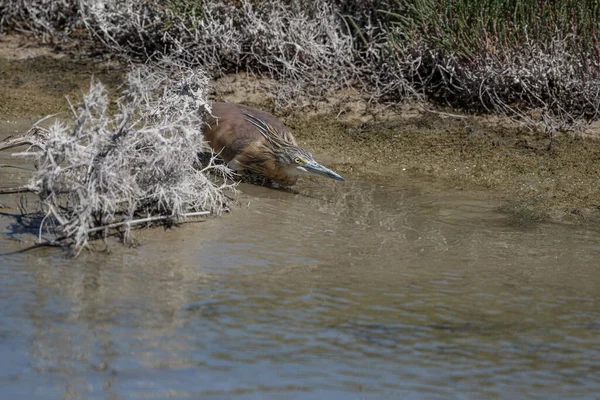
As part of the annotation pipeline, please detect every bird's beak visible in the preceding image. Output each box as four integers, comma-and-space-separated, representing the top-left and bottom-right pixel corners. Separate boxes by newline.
302, 161, 345, 182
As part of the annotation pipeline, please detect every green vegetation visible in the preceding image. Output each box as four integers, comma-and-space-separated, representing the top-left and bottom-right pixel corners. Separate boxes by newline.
377, 0, 600, 57
363, 0, 600, 129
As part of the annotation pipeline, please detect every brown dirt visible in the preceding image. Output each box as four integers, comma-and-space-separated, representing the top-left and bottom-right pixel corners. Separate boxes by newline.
292, 113, 600, 223
1, 33, 599, 224
0, 33, 124, 119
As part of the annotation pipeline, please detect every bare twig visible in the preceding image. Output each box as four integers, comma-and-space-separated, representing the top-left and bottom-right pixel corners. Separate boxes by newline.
0, 164, 36, 171
85, 211, 211, 234
421, 107, 471, 119
0, 186, 36, 194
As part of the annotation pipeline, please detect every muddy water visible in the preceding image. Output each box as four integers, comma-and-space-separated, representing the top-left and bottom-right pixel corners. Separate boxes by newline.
2, 120, 600, 399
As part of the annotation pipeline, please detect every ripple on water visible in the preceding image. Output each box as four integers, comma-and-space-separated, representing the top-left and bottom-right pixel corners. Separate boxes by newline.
1, 169, 600, 398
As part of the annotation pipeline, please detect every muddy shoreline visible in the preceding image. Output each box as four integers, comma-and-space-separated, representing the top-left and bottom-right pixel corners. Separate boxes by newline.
1, 34, 599, 225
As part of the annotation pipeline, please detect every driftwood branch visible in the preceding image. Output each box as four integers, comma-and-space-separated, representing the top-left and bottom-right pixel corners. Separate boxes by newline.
0, 136, 36, 152
0, 186, 36, 195
0, 118, 55, 152
85, 211, 211, 234
0, 164, 35, 171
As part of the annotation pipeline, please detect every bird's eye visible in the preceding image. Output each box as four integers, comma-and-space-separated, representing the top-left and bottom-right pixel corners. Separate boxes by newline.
294, 157, 302, 164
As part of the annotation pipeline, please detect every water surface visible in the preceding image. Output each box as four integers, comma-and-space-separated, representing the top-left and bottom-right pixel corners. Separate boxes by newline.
1, 120, 600, 399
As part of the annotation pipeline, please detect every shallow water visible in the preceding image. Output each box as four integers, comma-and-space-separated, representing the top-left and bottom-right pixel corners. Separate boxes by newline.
1, 120, 600, 399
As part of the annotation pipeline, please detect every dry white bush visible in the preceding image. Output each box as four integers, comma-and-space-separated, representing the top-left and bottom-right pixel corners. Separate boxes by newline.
71, 0, 600, 130
1, 0, 598, 131
19, 62, 234, 249
0, 0, 79, 37
75, 0, 361, 108
410, 36, 600, 135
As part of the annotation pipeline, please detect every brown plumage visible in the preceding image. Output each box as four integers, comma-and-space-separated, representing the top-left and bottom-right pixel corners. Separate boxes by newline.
203, 102, 345, 186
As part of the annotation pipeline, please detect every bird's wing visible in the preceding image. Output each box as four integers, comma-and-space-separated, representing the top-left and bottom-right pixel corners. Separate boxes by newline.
241, 109, 297, 147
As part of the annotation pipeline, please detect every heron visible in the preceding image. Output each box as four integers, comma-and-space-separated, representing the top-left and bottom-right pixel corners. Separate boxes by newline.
203, 102, 345, 186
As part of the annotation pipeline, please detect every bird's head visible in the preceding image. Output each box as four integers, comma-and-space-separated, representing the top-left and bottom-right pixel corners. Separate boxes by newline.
242, 110, 345, 183
277, 146, 345, 182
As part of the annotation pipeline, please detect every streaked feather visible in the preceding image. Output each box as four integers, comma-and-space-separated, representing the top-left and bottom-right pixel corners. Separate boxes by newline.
241, 109, 297, 147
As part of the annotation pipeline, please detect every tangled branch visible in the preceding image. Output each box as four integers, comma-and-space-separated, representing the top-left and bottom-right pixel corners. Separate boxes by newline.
6, 61, 235, 249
